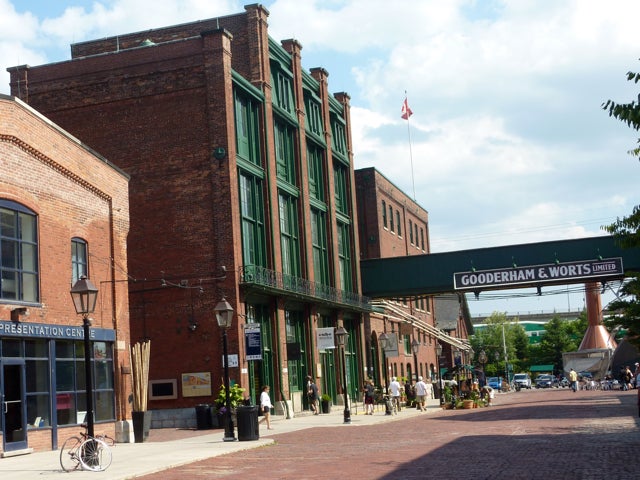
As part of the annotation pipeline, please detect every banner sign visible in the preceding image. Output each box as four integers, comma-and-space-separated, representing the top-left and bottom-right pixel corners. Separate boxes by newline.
0, 320, 115, 341
454, 257, 624, 290
317, 327, 335, 350
244, 324, 262, 361
384, 332, 399, 357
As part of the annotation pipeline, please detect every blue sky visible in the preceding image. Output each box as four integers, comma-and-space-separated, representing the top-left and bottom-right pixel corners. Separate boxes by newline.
1, 0, 639, 317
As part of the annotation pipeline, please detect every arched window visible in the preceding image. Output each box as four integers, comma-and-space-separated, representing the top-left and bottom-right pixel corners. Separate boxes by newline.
71, 237, 88, 284
0, 200, 38, 302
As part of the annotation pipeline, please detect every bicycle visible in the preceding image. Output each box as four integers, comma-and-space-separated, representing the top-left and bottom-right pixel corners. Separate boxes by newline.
59, 427, 114, 472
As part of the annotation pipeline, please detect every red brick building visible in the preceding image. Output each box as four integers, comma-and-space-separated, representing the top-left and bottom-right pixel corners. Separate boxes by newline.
0, 95, 131, 454
355, 167, 471, 395
8, 5, 368, 424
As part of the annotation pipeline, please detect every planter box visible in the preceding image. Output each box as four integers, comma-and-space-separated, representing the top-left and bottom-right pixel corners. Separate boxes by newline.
132, 411, 152, 443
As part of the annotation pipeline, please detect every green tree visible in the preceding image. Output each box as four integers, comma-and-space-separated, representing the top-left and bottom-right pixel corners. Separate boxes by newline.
602, 59, 640, 348
470, 312, 526, 379
535, 317, 581, 373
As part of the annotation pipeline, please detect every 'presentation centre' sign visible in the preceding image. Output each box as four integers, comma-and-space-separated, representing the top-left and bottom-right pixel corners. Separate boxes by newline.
453, 257, 623, 290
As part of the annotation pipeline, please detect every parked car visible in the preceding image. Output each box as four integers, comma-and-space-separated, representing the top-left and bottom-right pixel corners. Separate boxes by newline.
487, 377, 503, 390
513, 373, 532, 389
535, 374, 559, 388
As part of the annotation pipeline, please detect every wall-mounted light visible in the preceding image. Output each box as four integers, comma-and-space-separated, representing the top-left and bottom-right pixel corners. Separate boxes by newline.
11, 307, 29, 322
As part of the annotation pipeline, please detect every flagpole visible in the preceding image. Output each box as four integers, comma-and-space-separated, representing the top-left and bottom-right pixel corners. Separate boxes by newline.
404, 92, 416, 201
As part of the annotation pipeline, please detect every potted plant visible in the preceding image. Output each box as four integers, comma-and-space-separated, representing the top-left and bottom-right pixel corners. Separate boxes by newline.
215, 383, 245, 428
442, 385, 453, 409
320, 394, 332, 414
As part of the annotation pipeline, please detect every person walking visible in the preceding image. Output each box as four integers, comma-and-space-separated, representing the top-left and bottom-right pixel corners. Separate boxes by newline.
622, 366, 633, 391
414, 376, 428, 412
307, 376, 319, 415
363, 379, 375, 415
258, 385, 274, 430
389, 377, 402, 413
569, 368, 578, 392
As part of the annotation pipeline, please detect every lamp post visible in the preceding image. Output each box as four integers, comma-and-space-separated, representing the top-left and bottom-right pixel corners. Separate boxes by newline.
378, 333, 390, 390
411, 339, 420, 382
435, 343, 443, 406
70, 276, 99, 439
335, 326, 351, 424
478, 350, 488, 387
214, 297, 236, 442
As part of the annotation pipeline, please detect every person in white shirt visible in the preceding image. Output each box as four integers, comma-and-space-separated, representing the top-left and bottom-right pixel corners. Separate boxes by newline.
389, 377, 402, 412
258, 385, 274, 430
414, 377, 428, 412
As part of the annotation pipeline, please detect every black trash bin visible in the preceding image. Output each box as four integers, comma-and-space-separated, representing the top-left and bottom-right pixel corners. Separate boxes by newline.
236, 405, 259, 441
195, 404, 213, 430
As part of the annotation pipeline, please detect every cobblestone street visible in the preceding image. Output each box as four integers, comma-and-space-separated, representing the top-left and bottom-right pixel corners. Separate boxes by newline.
139, 388, 639, 480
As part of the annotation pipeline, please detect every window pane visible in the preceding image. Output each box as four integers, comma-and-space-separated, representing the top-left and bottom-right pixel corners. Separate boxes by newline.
2, 339, 22, 357
56, 360, 76, 391
25, 339, 48, 357
26, 360, 49, 392
95, 391, 115, 421
27, 394, 51, 428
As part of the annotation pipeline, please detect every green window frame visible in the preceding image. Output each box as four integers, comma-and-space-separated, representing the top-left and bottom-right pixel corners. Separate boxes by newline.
337, 221, 353, 292
278, 192, 301, 277
333, 164, 348, 216
330, 116, 347, 156
1, 199, 38, 302
272, 67, 295, 115
239, 173, 267, 268
234, 91, 262, 166
307, 144, 325, 202
304, 94, 323, 137
311, 208, 329, 285
275, 122, 297, 185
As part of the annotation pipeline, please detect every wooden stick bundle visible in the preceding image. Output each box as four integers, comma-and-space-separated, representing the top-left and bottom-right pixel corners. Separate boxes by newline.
130, 340, 151, 412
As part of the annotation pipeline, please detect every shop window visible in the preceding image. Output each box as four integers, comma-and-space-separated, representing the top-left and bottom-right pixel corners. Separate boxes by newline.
55, 340, 115, 426
26, 339, 50, 428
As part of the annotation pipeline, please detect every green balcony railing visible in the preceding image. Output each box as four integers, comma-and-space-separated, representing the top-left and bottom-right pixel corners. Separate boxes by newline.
240, 265, 371, 311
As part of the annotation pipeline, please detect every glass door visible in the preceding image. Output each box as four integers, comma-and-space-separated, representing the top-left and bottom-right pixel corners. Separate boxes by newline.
2, 360, 28, 452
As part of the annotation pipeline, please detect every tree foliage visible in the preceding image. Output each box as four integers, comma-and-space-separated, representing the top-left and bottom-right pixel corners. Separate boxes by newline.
602, 59, 640, 348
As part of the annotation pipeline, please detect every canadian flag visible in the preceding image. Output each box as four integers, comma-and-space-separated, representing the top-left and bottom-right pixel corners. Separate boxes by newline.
401, 97, 413, 120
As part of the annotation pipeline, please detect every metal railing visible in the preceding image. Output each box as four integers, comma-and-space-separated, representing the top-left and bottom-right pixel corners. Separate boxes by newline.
240, 265, 371, 311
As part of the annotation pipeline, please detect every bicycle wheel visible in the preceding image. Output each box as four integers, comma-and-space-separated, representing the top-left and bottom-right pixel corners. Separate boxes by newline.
78, 437, 112, 472
59, 436, 83, 472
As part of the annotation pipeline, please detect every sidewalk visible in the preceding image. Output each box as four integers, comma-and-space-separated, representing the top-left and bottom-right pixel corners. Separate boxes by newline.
0, 399, 441, 479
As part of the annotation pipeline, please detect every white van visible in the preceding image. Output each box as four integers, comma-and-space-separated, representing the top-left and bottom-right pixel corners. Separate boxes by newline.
513, 373, 532, 389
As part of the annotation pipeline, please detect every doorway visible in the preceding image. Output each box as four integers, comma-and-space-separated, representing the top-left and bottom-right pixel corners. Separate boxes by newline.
2, 361, 27, 452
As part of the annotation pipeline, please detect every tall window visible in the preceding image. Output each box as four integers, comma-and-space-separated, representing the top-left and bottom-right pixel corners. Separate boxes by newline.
337, 222, 352, 292
330, 116, 347, 156
409, 219, 413, 244
272, 68, 294, 115
275, 122, 296, 185
334, 165, 348, 215
239, 173, 266, 267
420, 227, 425, 250
71, 238, 88, 284
396, 211, 402, 237
389, 205, 394, 232
382, 200, 387, 228
279, 193, 300, 277
234, 91, 262, 166
304, 94, 323, 138
0, 200, 38, 302
307, 144, 325, 202
311, 209, 329, 285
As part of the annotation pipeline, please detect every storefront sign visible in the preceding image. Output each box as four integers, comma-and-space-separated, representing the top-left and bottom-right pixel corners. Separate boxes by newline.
0, 320, 115, 341
316, 327, 335, 350
453, 257, 623, 290
244, 324, 262, 361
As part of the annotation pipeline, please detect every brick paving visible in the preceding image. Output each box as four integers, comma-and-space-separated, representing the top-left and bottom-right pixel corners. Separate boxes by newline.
139, 388, 639, 480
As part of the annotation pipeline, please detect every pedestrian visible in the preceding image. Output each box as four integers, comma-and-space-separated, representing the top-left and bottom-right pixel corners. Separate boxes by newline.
306, 376, 319, 415
622, 366, 633, 391
481, 385, 494, 406
404, 379, 415, 407
363, 379, 375, 415
569, 368, 578, 392
389, 376, 402, 412
258, 385, 274, 430
414, 376, 428, 412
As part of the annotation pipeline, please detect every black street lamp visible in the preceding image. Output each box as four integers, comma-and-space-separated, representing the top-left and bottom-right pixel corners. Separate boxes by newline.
215, 297, 236, 442
378, 333, 390, 390
335, 326, 351, 424
70, 276, 99, 439
411, 339, 420, 382
478, 350, 488, 387
435, 343, 443, 406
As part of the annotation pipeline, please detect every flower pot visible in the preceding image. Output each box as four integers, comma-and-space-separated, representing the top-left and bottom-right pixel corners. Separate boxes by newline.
132, 410, 152, 443
462, 399, 474, 409
321, 400, 331, 414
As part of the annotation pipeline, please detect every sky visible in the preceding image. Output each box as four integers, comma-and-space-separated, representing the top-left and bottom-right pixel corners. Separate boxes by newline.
1, 0, 638, 317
